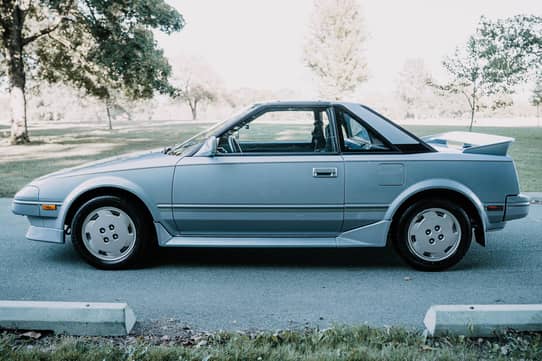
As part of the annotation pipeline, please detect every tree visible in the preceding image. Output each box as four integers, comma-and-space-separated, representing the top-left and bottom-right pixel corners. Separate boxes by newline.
480, 15, 542, 126
172, 57, 219, 120
177, 83, 216, 120
303, 0, 368, 99
0, 1, 184, 144
531, 78, 542, 123
396, 58, 433, 119
478, 15, 542, 81
431, 22, 526, 131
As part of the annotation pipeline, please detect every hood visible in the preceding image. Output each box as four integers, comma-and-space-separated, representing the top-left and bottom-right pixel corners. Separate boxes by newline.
36, 148, 179, 180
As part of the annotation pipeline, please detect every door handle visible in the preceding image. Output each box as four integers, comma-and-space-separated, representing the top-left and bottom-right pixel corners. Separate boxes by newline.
313, 167, 337, 178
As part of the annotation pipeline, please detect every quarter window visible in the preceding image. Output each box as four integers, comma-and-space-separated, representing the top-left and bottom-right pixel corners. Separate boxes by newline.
337, 109, 391, 152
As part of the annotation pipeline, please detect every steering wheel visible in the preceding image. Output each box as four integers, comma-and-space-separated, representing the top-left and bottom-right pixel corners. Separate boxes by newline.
228, 135, 242, 153
345, 136, 372, 151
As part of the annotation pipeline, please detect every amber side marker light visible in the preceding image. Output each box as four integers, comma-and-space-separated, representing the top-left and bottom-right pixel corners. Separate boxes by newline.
486, 205, 504, 211
41, 204, 57, 211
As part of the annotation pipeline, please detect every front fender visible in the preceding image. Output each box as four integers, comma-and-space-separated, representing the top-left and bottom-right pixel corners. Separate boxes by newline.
57, 175, 161, 233
384, 178, 489, 232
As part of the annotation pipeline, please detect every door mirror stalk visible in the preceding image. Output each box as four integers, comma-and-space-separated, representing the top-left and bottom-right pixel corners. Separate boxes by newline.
194, 136, 217, 157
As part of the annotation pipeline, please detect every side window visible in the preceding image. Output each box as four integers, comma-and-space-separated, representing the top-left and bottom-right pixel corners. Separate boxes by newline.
217, 108, 336, 154
337, 109, 391, 152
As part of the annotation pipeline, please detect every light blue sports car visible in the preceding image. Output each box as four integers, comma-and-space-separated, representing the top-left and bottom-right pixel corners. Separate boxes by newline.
12, 101, 530, 270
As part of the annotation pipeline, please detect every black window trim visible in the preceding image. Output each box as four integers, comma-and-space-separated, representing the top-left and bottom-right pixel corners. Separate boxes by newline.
215, 105, 342, 156
360, 105, 436, 153
333, 105, 401, 155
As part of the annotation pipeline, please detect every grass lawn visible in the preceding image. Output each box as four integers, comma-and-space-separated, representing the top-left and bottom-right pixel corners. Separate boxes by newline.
0, 123, 540, 197
2, 326, 542, 361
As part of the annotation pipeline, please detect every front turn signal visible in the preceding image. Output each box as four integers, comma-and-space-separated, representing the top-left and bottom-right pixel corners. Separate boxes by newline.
41, 204, 57, 211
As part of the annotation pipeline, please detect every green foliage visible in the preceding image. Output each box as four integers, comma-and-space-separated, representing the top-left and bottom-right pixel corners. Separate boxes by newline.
478, 15, 542, 80
0, 0, 184, 101
33, 1, 184, 101
441, 34, 517, 97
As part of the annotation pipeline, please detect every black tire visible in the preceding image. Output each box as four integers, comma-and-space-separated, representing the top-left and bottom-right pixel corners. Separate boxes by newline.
71, 195, 153, 270
392, 198, 472, 271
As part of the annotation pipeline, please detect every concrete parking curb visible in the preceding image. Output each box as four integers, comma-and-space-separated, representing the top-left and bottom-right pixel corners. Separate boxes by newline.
424, 304, 542, 337
0, 301, 136, 336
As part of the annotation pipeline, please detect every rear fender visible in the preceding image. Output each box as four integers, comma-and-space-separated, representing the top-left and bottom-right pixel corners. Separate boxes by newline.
384, 179, 488, 244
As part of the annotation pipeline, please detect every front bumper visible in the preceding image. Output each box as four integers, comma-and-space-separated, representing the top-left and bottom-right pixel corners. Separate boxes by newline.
26, 224, 65, 244
504, 194, 530, 221
14, 212, 65, 244
12, 194, 65, 244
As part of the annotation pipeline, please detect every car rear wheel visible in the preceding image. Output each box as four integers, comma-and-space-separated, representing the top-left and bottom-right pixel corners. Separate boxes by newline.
393, 198, 472, 271
71, 195, 152, 269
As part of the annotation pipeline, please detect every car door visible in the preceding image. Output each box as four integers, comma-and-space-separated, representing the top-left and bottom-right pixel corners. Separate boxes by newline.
171, 106, 345, 238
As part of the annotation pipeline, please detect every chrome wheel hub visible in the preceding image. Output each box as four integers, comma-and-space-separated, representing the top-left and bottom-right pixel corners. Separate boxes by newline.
81, 207, 136, 262
407, 208, 461, 262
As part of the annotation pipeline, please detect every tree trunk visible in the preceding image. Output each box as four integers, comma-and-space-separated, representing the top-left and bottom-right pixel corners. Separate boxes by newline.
468, 107, 475, 132
4, 5, 30, 144
468, 94, 476, 132
105, 100, 113, 130
189, 99, 198, 120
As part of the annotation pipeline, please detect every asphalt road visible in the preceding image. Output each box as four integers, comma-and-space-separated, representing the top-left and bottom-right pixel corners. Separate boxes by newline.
1, 198, 541, 332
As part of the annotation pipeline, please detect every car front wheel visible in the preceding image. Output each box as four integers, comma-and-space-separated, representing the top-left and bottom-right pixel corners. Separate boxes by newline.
71, 195, 152, 269
393, 198, 472, 271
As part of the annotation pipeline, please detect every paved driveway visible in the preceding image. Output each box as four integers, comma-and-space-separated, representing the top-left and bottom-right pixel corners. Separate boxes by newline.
1, 198, 541, 331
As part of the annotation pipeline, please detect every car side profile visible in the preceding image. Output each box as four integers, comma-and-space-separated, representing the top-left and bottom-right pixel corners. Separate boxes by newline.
12, 101, 530, 271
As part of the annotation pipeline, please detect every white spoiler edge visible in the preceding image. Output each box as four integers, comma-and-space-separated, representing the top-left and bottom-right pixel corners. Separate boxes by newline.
421, 131, 515, 156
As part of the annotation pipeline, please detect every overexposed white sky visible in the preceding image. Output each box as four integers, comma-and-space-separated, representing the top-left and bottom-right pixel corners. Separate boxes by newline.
156, 0, 542, 94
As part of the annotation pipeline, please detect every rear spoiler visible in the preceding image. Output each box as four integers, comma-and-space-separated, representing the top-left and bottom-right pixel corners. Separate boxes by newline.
421, 131, 514, 156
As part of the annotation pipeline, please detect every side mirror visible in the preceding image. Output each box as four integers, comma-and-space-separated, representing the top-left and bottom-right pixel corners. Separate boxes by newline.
194, 136, 217, 157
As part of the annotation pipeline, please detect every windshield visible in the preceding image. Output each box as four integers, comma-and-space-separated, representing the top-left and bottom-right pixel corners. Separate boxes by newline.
168, 119, 228, 155
168, 105, 256, 155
